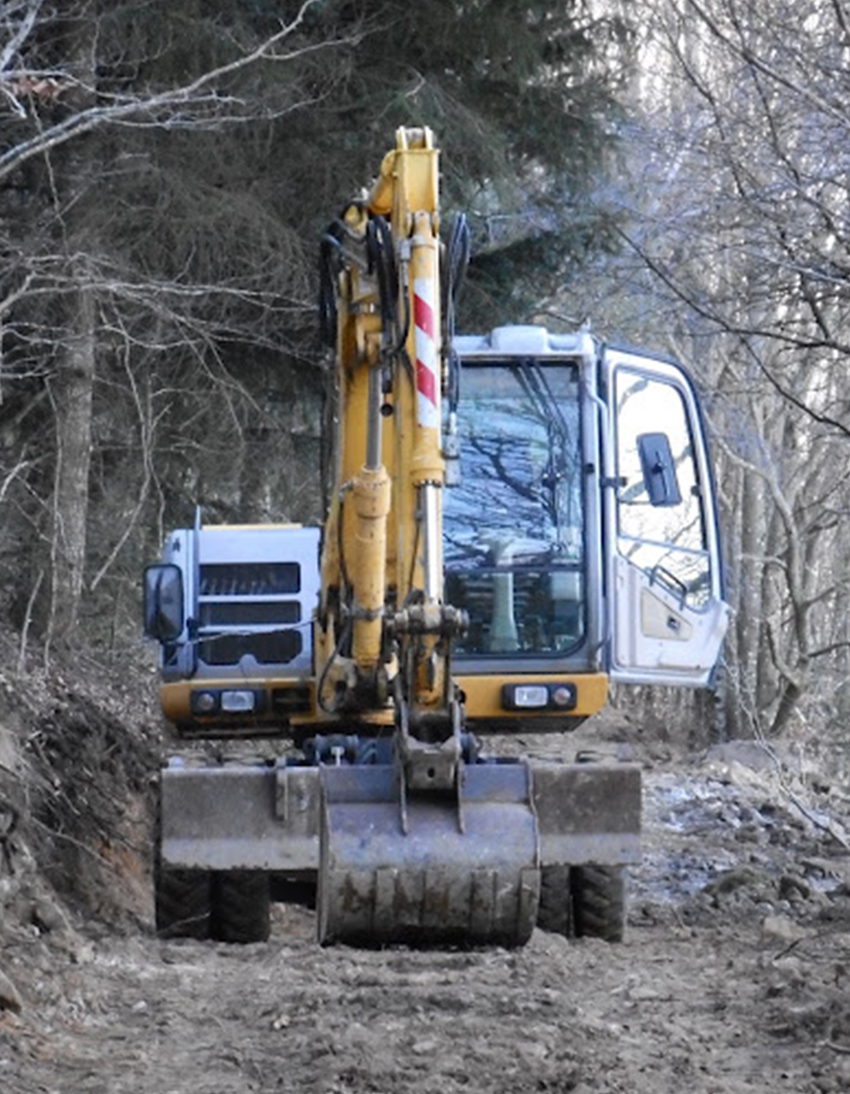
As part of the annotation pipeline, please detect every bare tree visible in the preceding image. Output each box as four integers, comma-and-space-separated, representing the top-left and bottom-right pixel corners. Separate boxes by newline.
0, 0, 342, 653
556, 0, 850, 739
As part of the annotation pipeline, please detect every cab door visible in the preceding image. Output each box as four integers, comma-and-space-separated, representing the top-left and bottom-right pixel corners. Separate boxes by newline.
601, 347, 729, 686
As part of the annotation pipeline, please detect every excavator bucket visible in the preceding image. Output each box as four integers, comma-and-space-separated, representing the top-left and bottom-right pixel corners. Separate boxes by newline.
317, 762, 540, 946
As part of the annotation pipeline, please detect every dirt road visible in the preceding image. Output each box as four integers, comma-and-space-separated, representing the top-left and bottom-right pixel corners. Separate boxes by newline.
4, 739, 850, 1094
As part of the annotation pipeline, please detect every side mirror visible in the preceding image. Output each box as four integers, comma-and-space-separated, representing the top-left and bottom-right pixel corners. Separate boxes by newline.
143, 564, 184, 642
637, 432, 682, 507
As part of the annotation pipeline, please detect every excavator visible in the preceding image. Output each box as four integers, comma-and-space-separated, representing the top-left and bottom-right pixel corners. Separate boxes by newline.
144, 127, 729, 946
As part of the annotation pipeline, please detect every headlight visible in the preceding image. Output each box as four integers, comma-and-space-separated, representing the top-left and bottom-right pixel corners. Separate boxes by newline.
509, 684, 550, 709
550, 685, 577, 709
221, 690, 256, 713
191, 691, 219, 714
501, 682, 577, 712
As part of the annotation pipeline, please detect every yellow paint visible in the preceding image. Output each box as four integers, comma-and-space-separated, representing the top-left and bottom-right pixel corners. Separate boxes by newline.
458, 673, 610, 721
161, 671, 609, 729
316, 126, 448, 719
350, 465, 392, 668
160, 679, 317, 726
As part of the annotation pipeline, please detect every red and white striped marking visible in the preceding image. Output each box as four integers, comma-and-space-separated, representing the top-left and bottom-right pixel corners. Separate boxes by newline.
414, 278, 439, 429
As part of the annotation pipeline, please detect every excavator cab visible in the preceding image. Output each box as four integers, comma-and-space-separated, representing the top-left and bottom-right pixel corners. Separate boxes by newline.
444, 329, 727, 734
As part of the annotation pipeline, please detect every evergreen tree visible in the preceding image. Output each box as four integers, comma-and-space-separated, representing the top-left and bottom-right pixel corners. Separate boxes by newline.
289, 0, 635, 324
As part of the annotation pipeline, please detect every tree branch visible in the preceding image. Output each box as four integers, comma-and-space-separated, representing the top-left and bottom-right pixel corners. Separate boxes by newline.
684, 0, 850, 128
618, 227, 850, 439
0, 0, 333, 184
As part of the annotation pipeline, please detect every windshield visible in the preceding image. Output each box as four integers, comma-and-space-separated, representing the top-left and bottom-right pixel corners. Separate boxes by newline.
443, 360, 584, 655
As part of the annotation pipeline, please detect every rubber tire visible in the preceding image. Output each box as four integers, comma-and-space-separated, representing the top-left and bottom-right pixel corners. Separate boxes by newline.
211, 871, 271, 944
154, 866, 212, 940
571, 865, 626, 943
537, 865, 574, 937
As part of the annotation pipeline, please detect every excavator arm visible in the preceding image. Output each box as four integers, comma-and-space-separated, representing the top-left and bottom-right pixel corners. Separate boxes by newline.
315, 127, 541, 944
317, 128, 464, 770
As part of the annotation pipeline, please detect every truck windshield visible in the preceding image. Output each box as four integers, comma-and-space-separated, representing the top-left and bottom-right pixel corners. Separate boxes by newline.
443, 360, 584, 656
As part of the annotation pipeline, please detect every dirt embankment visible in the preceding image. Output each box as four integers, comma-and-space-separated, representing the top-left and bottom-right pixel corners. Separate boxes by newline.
2, 664, 850, 1094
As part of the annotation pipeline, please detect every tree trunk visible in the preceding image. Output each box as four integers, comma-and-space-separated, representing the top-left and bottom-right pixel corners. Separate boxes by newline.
47, 275, 95, 645
42, 2, 99, 650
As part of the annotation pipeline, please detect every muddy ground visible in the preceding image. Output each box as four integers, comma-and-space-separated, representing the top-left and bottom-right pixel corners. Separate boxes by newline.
3, 668, 850, 1094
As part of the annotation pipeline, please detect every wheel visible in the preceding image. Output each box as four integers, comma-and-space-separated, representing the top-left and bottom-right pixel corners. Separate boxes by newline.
571, 865, 626, 942
154, 865, 212, 939
154, 789, 211, 939
537, 864, 574, 937
211, 871, 271, 943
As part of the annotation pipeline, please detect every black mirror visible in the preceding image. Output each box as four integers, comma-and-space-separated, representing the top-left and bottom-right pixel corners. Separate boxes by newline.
637, 432, 682, 507
143, 564, 184, 642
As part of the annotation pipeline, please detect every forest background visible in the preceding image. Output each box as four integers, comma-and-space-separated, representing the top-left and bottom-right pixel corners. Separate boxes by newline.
1, 0, 847, 749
